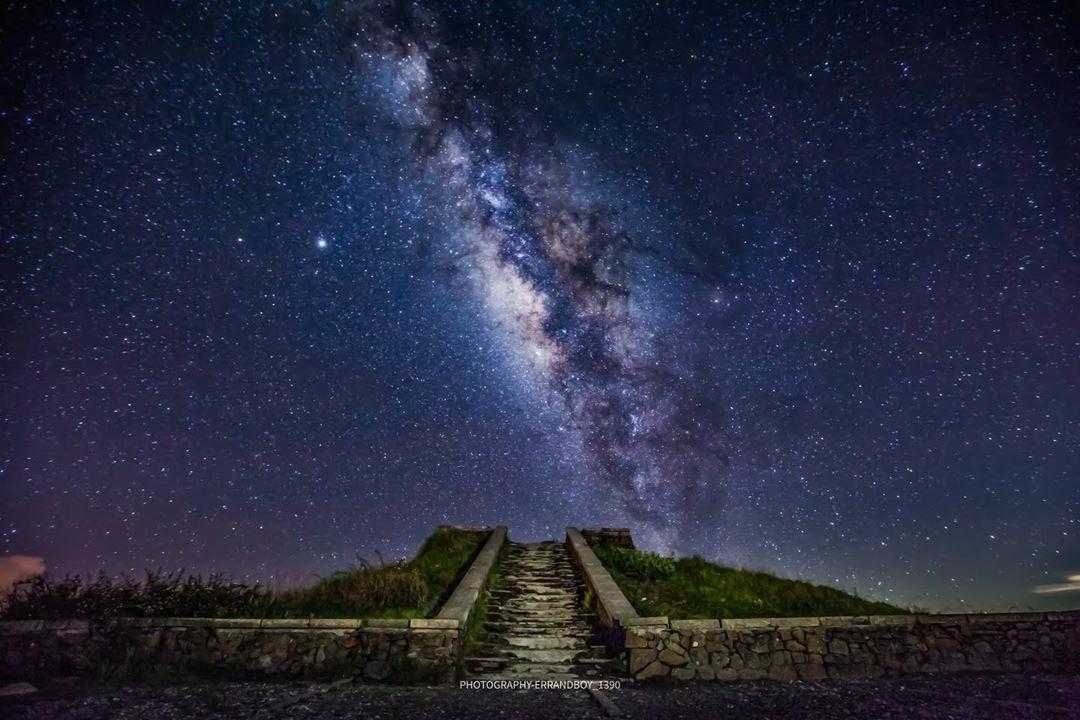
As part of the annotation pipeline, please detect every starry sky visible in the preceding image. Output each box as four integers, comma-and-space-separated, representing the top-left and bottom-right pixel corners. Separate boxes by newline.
2, 0, 1078, 612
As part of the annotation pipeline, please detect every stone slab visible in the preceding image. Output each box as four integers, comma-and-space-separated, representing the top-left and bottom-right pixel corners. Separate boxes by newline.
671, 619, 721, 632
410, 618, 460, 629
365, 619, 410, 628
623, 616, 669, 627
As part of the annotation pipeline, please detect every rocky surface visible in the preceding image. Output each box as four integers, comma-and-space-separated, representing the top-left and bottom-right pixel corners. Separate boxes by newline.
465, 541, 612, 680
3, 673, 1080, 719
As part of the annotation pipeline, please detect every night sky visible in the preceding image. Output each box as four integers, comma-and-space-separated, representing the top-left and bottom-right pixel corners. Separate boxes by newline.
2, 0, 1078, 612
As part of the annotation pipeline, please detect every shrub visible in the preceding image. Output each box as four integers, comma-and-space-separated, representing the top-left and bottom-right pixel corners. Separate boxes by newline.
2, 570, 262, 621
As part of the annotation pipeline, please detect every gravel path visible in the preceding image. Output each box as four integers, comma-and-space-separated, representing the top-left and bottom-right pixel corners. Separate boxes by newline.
3, 672, 1079, 719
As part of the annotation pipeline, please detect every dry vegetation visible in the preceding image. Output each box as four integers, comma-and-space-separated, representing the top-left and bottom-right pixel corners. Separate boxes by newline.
1, 527, 486, 621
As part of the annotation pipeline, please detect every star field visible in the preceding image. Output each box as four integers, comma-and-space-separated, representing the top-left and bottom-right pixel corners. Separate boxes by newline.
2, 0, 1078, 611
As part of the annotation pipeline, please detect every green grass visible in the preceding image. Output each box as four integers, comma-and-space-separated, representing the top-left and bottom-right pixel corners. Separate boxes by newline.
593, 544, 908, 619
1, 527, 488, 621
463, 543, 507, 647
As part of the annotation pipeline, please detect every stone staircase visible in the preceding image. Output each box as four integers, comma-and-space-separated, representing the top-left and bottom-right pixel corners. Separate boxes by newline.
464, 540, 613, 680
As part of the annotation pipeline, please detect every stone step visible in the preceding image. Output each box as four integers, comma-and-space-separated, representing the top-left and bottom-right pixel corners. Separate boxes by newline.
490, 587, 576, 596
467, 673, 583, 682
469, 648, 585, 663
470, 647, 612, 665
482, 617, 594, 625
481, 625, 597, 636
465, 659, 576, 673
485, 612, 596, 622
486, 609, 594, 618
481, 626, 596, 635
473, 662, 608, 678
500, 636, 593, 649
485, 605, 591, 613
498, 581, 578, 587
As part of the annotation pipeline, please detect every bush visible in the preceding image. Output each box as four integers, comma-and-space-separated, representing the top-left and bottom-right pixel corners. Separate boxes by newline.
2, 570, 261, 621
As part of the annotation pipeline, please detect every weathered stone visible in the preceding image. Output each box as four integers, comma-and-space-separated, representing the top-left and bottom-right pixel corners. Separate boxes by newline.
805, 634, 826, 654
658, 647, 688, 666
625, 630, 650, 649
746, 652, 771, 670
629, 648, 657, 674
664, 638, 688, 655
705, 634, 726, 652
828, 639, 849, 655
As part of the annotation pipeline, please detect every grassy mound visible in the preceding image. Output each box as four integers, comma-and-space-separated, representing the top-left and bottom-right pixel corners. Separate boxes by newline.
1, 527, 487, 621
593, 544, 907, 619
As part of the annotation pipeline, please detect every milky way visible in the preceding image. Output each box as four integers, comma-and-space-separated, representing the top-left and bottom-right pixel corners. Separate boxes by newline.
3, 0, 1078, 612
347, 1, 727, 545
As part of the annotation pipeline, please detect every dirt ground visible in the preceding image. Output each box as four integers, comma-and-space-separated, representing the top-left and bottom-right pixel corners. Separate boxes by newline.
2, 672, 1079, 720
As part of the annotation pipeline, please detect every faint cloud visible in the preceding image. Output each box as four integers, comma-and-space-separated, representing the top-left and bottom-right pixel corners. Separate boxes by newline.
1033, 572, 1080, 595
0, 555, 46, 597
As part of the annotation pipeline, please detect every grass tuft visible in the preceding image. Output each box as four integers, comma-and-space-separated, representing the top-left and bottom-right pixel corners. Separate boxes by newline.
594, 544, 908, 619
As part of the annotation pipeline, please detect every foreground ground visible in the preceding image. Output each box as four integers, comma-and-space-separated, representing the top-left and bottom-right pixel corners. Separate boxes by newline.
3, 672, 1079, 720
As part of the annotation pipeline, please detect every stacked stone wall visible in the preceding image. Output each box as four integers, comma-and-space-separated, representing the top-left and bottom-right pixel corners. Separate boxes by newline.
0, 617, 460, 682
623, 612, 1080, 682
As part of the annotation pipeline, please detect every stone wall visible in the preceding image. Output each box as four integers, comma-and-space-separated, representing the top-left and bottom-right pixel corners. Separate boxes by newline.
0, 617, 460, 683
0, 527, 508, 684
623, 612, 1080, 682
